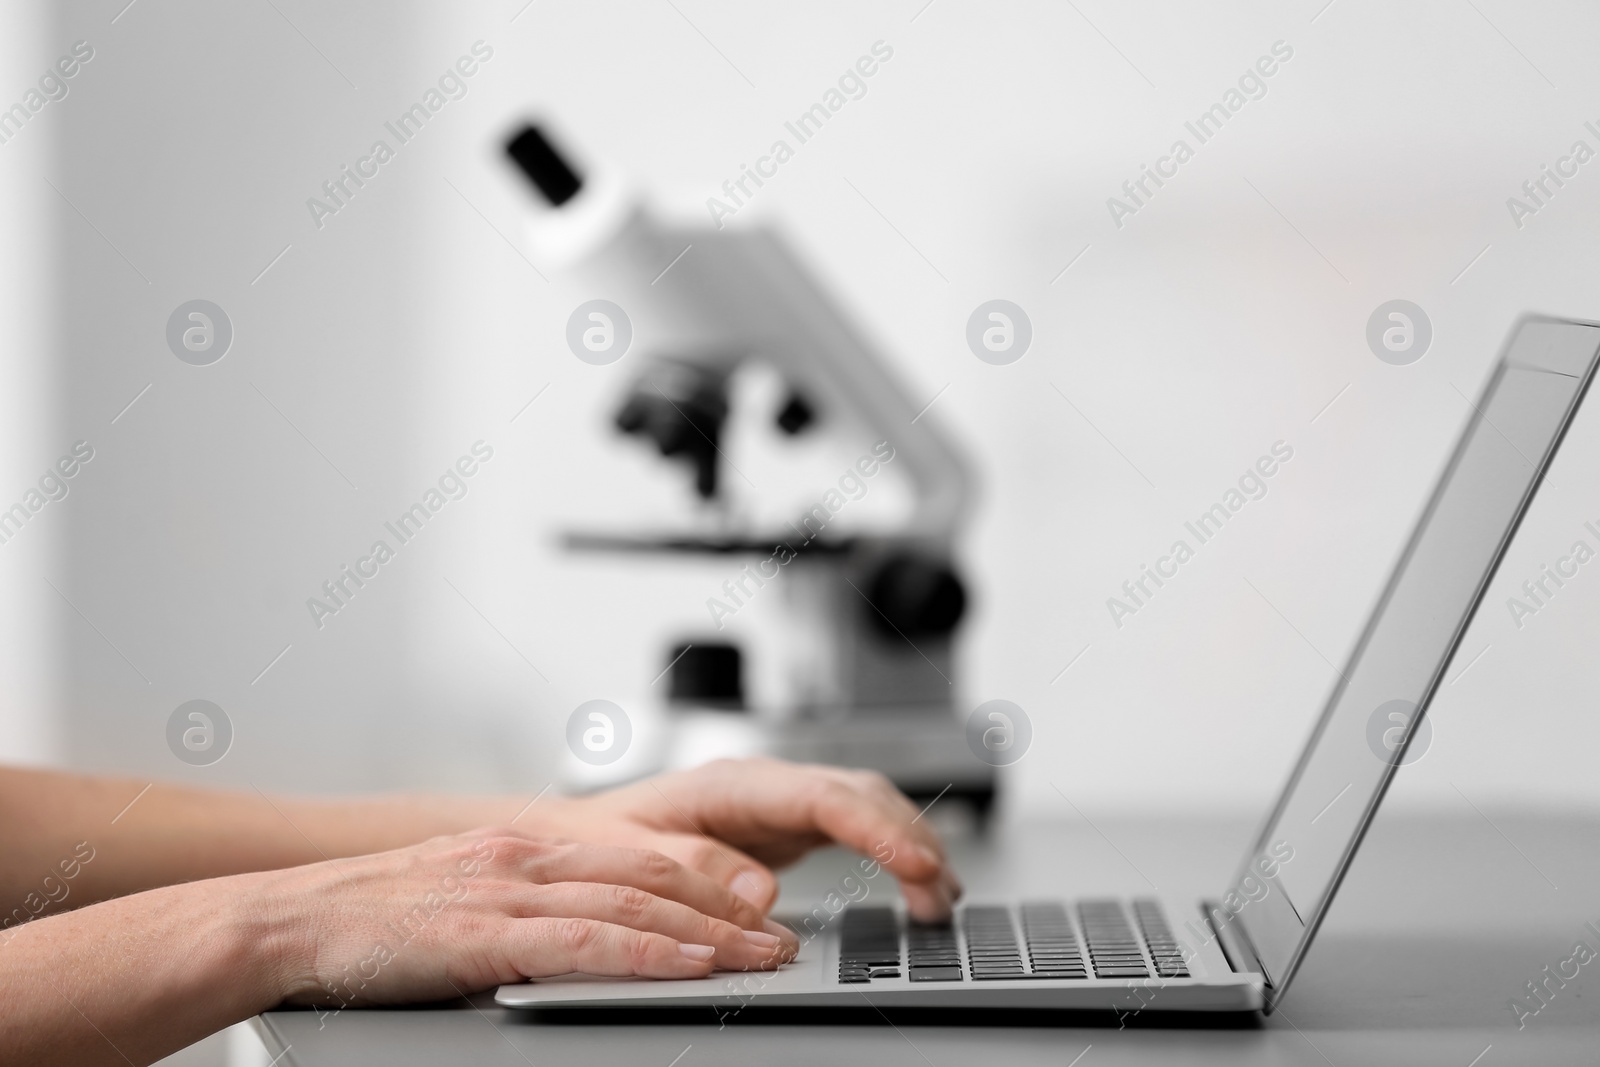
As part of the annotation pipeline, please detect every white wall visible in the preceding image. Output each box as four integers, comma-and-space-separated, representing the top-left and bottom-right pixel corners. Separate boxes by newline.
42, 0, 1600, 817
0, 0, 58, 766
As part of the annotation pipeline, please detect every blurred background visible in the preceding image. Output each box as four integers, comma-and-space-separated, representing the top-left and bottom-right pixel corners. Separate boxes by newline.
3, 0, 1600, 850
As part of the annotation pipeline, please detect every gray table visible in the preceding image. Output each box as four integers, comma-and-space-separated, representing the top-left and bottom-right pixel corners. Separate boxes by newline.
256, 810, 1600, 1065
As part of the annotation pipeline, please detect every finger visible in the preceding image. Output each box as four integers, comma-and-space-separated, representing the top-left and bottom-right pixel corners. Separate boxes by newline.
519, 882, 794, 970
646, 832, 782, 913
777, 764, 947, 883
507, 917, 717, 980
511, 840, 792, 949
727, 761, 952, 882
613, 760, 959, 917
832, 768, 952, 864
902, 879, 955, 923
795, 773, 952, 890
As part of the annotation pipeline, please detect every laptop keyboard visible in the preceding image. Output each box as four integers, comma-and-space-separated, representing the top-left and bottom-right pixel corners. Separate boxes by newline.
836, 900, 1190, 984
1134, 899, 1193, 978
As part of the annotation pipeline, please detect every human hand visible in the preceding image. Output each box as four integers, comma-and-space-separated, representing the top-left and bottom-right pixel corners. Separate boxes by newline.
260, 828, 798, 1009
534, 758, 961, 922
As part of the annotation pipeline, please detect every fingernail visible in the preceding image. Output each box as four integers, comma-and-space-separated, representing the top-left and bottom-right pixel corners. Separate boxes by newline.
679, 943, 715, 961
730, 872, 768, 906
764, 920, 800, 960
742, 930, 782, 948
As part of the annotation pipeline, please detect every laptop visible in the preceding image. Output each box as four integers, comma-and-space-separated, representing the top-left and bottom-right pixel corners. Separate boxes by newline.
498, 315, 1600, 1015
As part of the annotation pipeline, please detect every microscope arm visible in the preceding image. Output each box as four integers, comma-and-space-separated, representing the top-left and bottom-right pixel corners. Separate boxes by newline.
503, 125, 970, 540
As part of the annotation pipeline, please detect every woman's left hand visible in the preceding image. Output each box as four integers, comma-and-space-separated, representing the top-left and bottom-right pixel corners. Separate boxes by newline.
530, 758, 961, 922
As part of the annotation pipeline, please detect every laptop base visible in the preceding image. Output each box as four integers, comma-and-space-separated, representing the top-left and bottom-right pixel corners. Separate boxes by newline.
496, 898, 1265, 1014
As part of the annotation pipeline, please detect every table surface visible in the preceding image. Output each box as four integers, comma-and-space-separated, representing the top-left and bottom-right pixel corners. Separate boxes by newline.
257, 808, 1600, 1066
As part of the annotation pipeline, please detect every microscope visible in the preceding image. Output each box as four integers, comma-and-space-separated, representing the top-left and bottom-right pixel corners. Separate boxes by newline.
503, 124, 994, 814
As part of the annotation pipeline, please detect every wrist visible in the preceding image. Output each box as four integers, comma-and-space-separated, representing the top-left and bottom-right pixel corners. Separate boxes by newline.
212, 871, 320, 1007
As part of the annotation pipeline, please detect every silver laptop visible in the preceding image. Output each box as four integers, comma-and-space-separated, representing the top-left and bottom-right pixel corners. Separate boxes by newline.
498, 315, 1600, 1016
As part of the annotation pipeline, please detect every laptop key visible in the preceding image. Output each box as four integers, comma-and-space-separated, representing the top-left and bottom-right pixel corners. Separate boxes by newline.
909, 966, 963, 982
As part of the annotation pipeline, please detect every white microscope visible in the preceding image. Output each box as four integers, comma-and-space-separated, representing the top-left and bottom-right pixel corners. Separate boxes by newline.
504, 124, 994, 815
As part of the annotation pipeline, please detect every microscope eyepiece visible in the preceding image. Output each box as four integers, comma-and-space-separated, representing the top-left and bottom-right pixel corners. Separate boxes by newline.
505, 124, 583, 206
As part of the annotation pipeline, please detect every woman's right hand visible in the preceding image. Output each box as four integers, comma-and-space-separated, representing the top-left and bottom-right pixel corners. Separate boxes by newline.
0, 827, 800, 1067
258, 827, 800, 1009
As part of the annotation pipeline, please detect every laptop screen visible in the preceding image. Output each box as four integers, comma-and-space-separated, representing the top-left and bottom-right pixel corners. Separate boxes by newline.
1233, 318, 1600, 1001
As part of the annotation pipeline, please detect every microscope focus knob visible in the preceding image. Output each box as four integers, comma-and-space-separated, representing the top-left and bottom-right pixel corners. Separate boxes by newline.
775, 391, 815, 435
614, 368, 728, 500
864, 555, 966, 638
